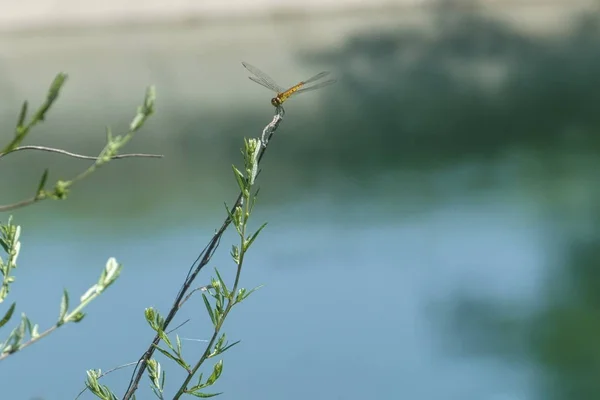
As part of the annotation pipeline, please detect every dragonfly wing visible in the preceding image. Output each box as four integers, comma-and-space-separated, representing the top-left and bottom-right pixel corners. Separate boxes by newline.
293, 79, 337, 94
301, 71, 331, 85
248, 76, 279, 93
242, 62, 285, 93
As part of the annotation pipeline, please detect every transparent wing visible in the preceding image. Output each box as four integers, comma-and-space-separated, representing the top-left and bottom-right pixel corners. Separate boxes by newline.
301, 71, 331, 85
242, 62, 285, 93
248, 76, 280, 93
294, 79, 337, 95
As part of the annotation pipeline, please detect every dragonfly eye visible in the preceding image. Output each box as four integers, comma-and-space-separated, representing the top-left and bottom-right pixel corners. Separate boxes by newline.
271, 97, 281, 107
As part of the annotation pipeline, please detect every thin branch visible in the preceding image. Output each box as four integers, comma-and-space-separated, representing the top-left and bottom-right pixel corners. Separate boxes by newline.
0, 197, 39, 213
166, 319, 191, 335
0, 145, 163, 160
174, 138, 254, 399
0, 322, 59, 361
179, 284, 214, 308
122, 105, 285, 400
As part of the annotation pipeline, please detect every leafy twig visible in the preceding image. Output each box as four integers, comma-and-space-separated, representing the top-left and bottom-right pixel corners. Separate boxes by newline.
0, 257, 122, 361
121, 105, 284, 400
0, 145, 162, 160
75, 361, 139, 400
2, 73, 67, 154
0, 86, 157, 213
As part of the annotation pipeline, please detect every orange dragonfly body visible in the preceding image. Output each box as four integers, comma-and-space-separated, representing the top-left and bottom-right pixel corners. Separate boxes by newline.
242, 62, 336, 107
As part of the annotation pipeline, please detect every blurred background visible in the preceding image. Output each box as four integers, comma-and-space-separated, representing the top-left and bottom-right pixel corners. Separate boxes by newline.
2, 0, 600, 399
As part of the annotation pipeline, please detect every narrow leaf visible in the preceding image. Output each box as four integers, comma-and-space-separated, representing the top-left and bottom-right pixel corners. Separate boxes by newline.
16, 101, 28, 129
36, 169, 49, 196
237, 285, 263, 302
231, 165, 246, 192
69, 312, 86, 323
58, 289, 69, 323
205, 360, 223, 386
214, 269, 229, 298
0, 302, 16, 328
202, 293, 216, 327
244, 222, 268, 251
157, 330, 173, 349
175, 334, 182, 356
155, 346, 190, 371
220, 340, 241, 354
187, 391, 223, 398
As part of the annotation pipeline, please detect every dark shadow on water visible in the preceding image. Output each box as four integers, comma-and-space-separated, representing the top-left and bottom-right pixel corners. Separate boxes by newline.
441, 228, 600, 400
297, 9, 600, 170
373, 8, 600, 400
162, 7, 600, 196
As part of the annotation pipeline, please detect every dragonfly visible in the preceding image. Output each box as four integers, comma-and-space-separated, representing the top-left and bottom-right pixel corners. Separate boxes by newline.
242, 61, 336, 107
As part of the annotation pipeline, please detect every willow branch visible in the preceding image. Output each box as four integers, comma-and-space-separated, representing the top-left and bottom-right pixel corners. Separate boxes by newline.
122, 105, 285, 400
0, 145, 162, 160
0, 197, 40, 213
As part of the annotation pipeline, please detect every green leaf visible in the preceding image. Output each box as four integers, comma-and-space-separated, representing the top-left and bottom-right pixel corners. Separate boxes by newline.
5, 317, 27, 352
194, 372, 204, 388
145, 307, 157, 330
0, 302, 15, 329
244, 222, 268, 251
85, 368, 118, 400
205, 360, 223, 386
161, 367, 166, 390
236, 285, 263, 303
66, 311, 85, 323
220, 340, 240, 354
214, 269, 229, 298
79, 285, 98, 303
147, 358, 159, 376
58, 289, 69, 323
100, 257, 121, 287
70, 312, 86, 323
129, 86, 155, 132
231, 165, 246, 192
34, 73, 67, 122
36, 169, 49, 196
187, 391, 223, 398
154, 346, 178, 363
0, 222, 15, 253
175, 334, 182, 356
150, 386, 162, 399
210, 334, 240, 357
31, 323, 39, 339
224, 203, 243, 236
213, 292, 224, 316
202, 293, 216, 327
154, 346, 190, 371
17, 316, 26, 338
23, 315, 33, 337
230, 245, 239, 264
16, 101, 28, 129
214, 333, 225, 350
157, 329, 173, 349
85, 369, 101, 391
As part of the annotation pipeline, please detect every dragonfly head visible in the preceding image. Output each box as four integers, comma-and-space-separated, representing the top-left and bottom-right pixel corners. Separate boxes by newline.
271, 97, 283, 107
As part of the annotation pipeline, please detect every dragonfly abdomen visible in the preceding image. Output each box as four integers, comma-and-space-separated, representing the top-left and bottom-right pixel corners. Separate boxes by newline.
272, 83, 305, 106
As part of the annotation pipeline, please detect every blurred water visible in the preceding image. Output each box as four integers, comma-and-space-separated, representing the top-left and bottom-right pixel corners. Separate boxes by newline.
2, 5, 600, 400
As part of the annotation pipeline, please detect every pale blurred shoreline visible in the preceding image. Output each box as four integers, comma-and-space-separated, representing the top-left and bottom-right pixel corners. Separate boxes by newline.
1, 0, 597, 35
0, 0, 598, 143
